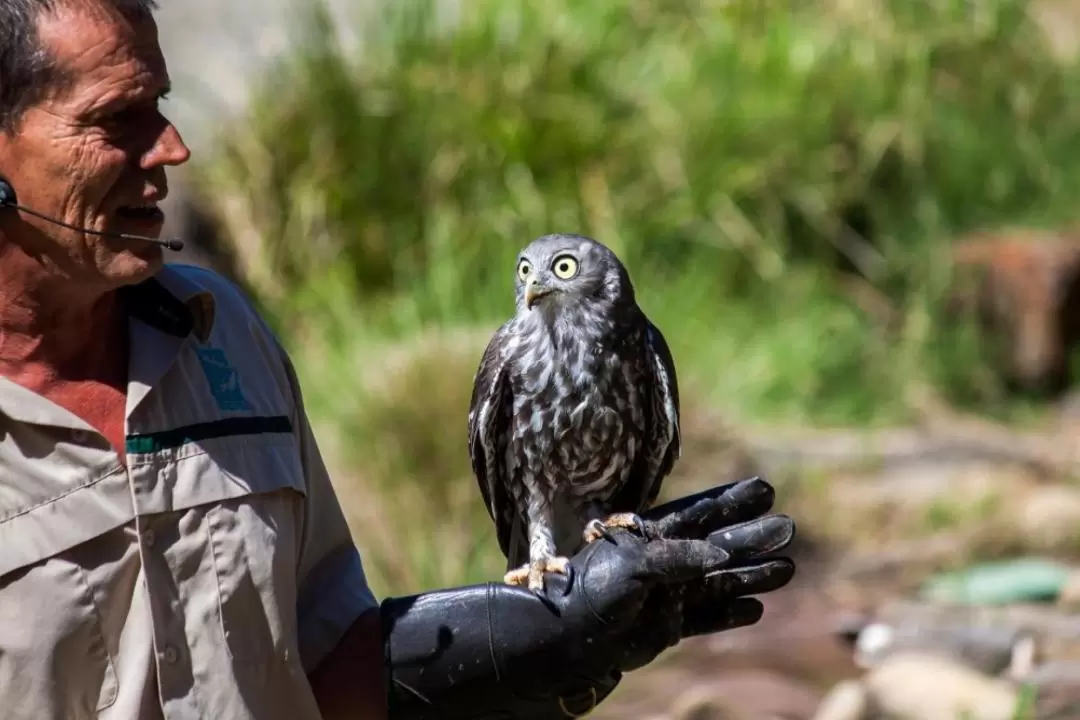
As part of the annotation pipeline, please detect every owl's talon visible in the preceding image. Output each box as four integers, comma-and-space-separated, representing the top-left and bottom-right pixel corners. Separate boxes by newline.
583, 512, 649, 545
504, 565, 532, 587
504, 556, 572, 592
583, 518, 613, 544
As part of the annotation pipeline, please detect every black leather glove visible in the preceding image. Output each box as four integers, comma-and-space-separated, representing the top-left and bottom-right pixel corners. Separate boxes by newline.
380, 476, 796, 720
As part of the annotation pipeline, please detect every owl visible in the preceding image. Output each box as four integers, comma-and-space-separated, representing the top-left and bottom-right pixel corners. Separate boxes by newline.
467, 233, 681, 591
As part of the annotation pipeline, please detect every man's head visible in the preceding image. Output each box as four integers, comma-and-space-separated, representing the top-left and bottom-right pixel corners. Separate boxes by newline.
0, 0, 190, 294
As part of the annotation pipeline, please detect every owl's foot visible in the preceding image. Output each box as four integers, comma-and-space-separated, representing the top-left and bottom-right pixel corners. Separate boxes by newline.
583, 512, 648, 545
504, 555, 571, 592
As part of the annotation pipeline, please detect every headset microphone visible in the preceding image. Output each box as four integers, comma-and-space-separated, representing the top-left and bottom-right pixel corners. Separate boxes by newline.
0, 178, 184, 252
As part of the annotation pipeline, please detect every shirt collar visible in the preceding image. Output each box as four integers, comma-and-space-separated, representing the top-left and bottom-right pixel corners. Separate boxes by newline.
119, 264, 217, 343
0, 264, 218, 429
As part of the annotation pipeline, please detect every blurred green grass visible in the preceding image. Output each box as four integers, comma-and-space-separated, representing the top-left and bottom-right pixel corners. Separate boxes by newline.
193, 0, 1080, 596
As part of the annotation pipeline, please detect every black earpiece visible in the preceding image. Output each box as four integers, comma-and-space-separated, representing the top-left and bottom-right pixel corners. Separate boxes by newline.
0, 179, 15, 207
0, 176, 184, 252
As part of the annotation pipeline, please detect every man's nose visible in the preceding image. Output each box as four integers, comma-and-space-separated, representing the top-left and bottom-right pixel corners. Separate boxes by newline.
142, 122, 191, 169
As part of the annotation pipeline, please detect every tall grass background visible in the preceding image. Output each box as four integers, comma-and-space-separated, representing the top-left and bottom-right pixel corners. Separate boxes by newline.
192, 0, 1080, 597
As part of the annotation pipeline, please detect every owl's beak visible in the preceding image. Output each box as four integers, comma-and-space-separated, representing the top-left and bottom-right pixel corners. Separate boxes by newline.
525, 278, 553, 309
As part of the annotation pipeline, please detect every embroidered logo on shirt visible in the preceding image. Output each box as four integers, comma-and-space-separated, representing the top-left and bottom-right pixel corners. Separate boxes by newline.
195, 346, 252, 412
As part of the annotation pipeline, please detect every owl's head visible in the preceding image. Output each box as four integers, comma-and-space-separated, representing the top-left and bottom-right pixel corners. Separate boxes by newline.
513, 233, 635, 315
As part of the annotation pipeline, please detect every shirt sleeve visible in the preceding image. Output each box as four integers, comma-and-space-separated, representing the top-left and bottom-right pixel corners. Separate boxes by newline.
278, 342, 381, 674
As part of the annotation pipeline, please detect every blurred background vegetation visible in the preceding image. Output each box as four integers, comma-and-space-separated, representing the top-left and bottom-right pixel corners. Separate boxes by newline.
189, 0, 1080, 601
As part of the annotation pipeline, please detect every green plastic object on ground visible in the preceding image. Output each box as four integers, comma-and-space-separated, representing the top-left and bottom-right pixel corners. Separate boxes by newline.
920, 557, 1073, 606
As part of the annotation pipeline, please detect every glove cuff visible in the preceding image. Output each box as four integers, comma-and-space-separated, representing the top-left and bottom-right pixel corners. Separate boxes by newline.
380, 582, 621, 719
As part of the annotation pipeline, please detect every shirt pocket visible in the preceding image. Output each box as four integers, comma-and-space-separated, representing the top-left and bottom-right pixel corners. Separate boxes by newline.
0, 548, 119, 717
174, 434, 309, 666
0, 464, 129, 719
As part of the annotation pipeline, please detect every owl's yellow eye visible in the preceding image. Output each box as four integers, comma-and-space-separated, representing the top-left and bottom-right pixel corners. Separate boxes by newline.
551, 255, 578, 280
517, 259, 532, 281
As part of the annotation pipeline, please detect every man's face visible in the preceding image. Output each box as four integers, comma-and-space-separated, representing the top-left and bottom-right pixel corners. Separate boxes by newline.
0, 1, 190, 289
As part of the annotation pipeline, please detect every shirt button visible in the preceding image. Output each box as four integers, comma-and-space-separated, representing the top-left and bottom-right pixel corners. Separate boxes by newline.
163, 645, 179, 664
143, 529, 156, 548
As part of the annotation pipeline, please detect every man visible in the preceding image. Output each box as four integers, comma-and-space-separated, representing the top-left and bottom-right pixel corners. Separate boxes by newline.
0, 1, 798, 718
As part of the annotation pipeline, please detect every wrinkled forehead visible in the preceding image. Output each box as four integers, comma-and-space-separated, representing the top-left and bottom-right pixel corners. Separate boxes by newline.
36, 1, 166, 101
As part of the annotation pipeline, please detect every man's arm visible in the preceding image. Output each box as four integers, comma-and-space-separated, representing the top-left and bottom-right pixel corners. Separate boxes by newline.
308, 608, 387, 720
273, 343, 389, 718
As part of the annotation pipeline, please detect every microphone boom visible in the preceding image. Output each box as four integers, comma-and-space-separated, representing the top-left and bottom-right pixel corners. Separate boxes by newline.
0, 179, 184, 252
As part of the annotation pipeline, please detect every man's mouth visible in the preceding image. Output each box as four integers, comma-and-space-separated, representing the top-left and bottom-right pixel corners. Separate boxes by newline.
116, 203, 164, 221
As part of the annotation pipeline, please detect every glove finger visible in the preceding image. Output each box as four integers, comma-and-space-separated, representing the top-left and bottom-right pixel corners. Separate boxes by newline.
693, 558, 796, 603
639, 537, 734, 584
706, 514, 795, 561
643, 476, 776, 540
681, 597, 765, 638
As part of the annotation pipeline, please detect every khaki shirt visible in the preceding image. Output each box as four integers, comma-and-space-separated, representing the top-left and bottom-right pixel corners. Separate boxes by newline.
0, 264, 379, 719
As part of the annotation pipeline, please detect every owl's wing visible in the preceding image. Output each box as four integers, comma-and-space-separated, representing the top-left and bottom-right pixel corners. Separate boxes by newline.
613, 316, 682, 513
648, 318, 681, 474
467, 322, 518, 560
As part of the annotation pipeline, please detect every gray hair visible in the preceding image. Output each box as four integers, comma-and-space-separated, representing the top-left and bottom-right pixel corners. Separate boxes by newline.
0, 0, 158, 132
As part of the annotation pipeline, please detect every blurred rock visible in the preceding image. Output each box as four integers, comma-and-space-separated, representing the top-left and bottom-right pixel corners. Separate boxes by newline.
947, 229, 1080, 398
811, 680, 869, 720
851, 618, 1032, 677
851, 598, 1080, 672
863, 652, 1019, 720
